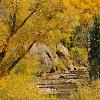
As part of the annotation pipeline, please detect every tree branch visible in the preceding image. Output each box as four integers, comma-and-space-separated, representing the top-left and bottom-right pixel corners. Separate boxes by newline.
15, 2, 40, 34
0, 2, 41, 62
8, 41, 36, 71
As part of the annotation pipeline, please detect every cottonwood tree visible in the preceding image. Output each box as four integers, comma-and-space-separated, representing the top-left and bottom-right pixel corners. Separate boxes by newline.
0, 0, 43, 77
0, 0, 79, 77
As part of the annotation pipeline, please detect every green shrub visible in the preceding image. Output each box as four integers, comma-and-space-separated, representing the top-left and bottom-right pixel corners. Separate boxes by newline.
55, 59, 66, 70
70, 47, 88, 66
90, 65, 100, 79
12, 55, 48, 76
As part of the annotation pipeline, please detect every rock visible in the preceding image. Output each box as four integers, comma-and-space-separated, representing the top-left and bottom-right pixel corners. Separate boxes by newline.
59, 75, 66, 79
57, 43, 70, 58
49, 67, 55, 73
56, 51, 64, 58
29, 42, 54, 68
68, 64, 75, 71
77, 67, 88, 71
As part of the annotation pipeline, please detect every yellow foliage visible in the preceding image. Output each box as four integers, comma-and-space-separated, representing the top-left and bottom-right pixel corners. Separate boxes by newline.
0, 74, 58, 100
83, 0, 92, 6
71, 0, 81, 8
80, 2, 90, 9
56, 59, 66, 70
81, 13, 93, 24
69, 80, 100, 100
0, 74, 37, 99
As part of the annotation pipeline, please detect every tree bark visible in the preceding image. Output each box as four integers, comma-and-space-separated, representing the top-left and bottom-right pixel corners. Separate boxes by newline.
0, 41, 36, 78
0, 4, 39, 62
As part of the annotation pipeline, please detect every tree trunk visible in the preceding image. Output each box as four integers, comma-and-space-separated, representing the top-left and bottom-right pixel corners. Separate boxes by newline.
0, 41, 36, 78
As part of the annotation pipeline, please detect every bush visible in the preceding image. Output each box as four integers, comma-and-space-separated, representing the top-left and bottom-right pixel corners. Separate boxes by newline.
70, 47, 88, 66
0, 74, 38, 99
12, 55, 49, 76
55, 59, 66, 70
90, 65, 100, 79
0, 74, 58, 100
69, 80, 100, 100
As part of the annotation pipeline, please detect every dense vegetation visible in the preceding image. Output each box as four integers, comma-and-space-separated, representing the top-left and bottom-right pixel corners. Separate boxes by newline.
0, 0, 100, 99
89, 15, 100, 79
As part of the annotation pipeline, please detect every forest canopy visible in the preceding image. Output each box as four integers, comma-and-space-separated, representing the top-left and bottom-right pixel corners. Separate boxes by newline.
0, 0, 100, 100
0, 0, 100, 77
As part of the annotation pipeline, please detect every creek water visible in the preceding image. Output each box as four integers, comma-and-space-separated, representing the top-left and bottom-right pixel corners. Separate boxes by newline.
36, 69, 89, 100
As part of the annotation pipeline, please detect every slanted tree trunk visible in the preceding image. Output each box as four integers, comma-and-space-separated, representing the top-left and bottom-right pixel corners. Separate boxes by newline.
0, 41, 36, 78
0, 1, 42, 78
0, 7, 39, 62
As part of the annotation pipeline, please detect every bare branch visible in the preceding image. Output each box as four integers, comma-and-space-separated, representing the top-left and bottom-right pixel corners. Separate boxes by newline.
15, 2, 41, 33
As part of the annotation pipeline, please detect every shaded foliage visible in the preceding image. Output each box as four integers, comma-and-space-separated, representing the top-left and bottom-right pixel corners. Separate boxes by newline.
89, 14, 100, 79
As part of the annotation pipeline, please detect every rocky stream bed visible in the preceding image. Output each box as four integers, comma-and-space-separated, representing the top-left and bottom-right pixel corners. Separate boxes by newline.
35, 68, 89, 99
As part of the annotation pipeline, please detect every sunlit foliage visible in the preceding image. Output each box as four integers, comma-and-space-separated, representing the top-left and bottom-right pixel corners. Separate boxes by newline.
0, 0, 80, 76
69, 80, 100, 100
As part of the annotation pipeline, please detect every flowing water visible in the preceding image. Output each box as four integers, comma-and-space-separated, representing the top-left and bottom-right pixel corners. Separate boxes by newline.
36, 69, 89, 100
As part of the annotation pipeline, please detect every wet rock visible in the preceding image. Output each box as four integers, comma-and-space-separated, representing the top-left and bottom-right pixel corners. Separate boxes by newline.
59, 75, 66, 79
77, 66, 88, 71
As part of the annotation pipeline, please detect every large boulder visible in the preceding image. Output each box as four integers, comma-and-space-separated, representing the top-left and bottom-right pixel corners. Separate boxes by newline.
56, 43, 70, 58
29, 42, 54, 68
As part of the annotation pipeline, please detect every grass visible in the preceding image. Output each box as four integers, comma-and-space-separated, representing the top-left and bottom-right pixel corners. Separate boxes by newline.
0, 73, 58, 100
0, 57, 100, 100
69, 79, 100, 100
0, 56, 57, 100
